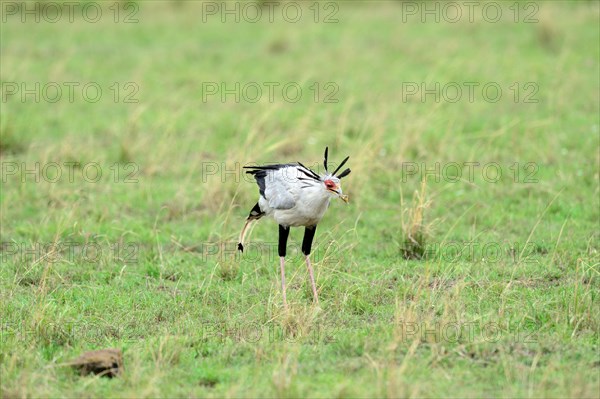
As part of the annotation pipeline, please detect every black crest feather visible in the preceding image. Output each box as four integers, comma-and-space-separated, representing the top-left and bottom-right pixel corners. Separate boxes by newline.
337, 168, 351, 179
331, 156, 350, 177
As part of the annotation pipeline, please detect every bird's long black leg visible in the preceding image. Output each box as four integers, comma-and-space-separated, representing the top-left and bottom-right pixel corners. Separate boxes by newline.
302, 225, 319, 304
301, 225, 317, 256
279, 225, 290, 257
278, 225, 290, 308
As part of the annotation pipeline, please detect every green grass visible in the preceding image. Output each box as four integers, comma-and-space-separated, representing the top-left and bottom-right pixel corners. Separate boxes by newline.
1, 1, 599, 397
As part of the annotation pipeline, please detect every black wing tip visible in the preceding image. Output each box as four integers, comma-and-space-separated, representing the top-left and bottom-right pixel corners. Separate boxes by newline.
243, 163, 296, 173
297, 162, 321, 180
238, 243, 244, 252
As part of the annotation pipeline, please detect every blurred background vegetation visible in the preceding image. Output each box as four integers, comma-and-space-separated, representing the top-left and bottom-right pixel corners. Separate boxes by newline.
1, 1, 598, 397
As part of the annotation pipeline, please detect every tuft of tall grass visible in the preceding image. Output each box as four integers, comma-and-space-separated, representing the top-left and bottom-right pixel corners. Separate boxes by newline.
400, 179, 433, 260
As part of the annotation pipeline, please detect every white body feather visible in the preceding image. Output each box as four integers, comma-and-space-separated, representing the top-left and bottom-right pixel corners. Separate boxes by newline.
259, 165, 333, 227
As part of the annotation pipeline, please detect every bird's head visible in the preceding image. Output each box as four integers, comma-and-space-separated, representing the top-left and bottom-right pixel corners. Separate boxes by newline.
322, 147, 351, 203
323, 176, 348, 203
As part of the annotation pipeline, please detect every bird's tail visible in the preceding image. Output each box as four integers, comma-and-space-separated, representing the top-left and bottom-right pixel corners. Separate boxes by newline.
238, 202, 264, 252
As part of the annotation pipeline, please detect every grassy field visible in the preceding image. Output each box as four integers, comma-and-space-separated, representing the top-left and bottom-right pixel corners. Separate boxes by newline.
1, 1, 599, 397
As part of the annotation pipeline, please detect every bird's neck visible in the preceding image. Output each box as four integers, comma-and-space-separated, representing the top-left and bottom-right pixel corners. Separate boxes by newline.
303, 188, 332, 216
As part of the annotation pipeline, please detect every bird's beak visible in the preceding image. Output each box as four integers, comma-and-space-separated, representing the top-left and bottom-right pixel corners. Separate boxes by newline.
336, 189, 349, 203
328, 186, 349, 203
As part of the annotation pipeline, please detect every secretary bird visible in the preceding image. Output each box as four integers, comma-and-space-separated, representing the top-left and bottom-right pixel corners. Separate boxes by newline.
238, 147, 351, 307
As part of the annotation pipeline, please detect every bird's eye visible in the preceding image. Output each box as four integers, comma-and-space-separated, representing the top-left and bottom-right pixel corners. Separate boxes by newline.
324, 180, 335, 189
